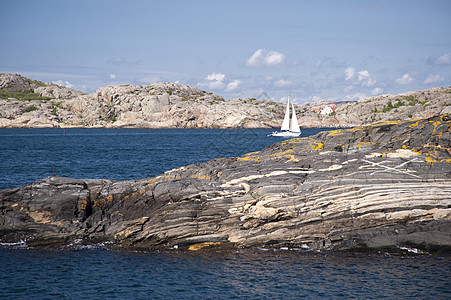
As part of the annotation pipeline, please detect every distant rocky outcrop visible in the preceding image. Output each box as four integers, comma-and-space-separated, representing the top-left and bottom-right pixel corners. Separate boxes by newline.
1, 114, 450, 252
297, 88, 451, 127
1, 73, 450, 128
0, 73, 281, 129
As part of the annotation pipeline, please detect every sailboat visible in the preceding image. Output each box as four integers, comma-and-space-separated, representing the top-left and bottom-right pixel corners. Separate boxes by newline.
268, 96, 301, 137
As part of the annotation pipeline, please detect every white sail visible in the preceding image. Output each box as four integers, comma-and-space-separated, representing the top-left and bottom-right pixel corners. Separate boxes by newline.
290, 103, 301, 133
267, 95, 301, 137
280, 97, 291, 131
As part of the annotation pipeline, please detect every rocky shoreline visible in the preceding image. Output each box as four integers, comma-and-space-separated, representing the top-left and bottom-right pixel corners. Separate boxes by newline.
1, 73, 450, 129
1, 114, 450, 253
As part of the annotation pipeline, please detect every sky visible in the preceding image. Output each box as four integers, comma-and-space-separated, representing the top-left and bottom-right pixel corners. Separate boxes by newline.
1, 0, 451, 104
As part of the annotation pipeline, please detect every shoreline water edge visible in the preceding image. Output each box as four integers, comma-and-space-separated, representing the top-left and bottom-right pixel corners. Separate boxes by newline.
1, 114, 450, 254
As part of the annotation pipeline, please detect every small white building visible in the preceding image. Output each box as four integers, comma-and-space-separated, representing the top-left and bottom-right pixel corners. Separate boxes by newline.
319, 105, 336, 115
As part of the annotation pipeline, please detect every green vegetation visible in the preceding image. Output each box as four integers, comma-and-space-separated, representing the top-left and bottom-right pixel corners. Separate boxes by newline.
380, 101, 394, 113
375, 96, 429, 114
52, 101, 63, 108
27, 78, 46, 87
23, 105, 39, 113
0, 89, 52, 101
403, 95, 417, 106
400, 95, 427, 106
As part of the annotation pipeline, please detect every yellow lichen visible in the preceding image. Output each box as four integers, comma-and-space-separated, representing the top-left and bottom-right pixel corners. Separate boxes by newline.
310, 142, 324, 151
238, 155, 261, 162
326, 129, 345, 137
409, 119, 423, 128
286, 154, 299, 162
270, 149, 294, 158
243, 151, 259, 156
425, 156, 436, 163
367, 120, 402, 127
356, 141, 374, 150
430, 120, 442, 135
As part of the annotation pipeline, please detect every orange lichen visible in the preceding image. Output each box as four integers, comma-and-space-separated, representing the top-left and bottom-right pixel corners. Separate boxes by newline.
188, 242, 222, 251
194, 174, 211, 180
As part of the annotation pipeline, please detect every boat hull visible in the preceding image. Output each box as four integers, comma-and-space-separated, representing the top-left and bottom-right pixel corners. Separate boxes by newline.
268, 131, 301, 137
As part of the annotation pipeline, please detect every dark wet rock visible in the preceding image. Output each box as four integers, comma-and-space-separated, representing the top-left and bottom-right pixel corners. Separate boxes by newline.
1, 115, 451, 252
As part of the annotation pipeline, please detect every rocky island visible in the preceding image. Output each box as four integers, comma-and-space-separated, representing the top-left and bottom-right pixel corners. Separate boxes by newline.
1, 73, 451, 129
1, 114, 450, 253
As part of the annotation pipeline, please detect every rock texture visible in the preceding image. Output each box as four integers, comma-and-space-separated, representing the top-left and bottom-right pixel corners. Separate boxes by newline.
0, 73, 280, 129
1, 114, 450, 252
1, 73, 450, 128
296, 89, 451, 127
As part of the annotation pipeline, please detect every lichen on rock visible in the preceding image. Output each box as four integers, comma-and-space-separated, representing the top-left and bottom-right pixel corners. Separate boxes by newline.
1, 114, 450, 253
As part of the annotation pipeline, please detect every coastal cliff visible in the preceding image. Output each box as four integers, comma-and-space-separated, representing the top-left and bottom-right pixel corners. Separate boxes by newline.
1, 73, 450, 128
1, 114, 450, 252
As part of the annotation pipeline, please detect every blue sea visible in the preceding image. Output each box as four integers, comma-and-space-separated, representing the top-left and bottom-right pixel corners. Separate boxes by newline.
0, 127, 328, 190
1, 128, 450, 299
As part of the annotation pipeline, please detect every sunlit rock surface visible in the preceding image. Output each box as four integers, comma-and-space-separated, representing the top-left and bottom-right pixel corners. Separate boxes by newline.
1, 115, 451, 252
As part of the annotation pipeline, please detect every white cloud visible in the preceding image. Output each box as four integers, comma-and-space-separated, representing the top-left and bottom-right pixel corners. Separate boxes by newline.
357, 70, 370, 81
109, 73, 117, 80
395, 73, 414, 85
204, 72, 226, 89
245, 49, 285, 67
423, 74, 444, 84
274, 79, 292, 87
344, 67, 355, 81
357, 70, 376, 87
429, 52, 451, 66
201, 72, 241, 91
371, 87, 384, 95
53, 80, 87, 91
436, 53, 451, 65
266, 51, 285, 66
343, 92, 368, 101
345, 67, 376, 86
226, 79, 241, 91
206, 72, 225, 82
54, 80, 74, 89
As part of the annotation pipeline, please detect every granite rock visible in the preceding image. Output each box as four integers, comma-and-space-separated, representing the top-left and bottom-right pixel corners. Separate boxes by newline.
1, 114, 450, 252
1, 73, 450, 129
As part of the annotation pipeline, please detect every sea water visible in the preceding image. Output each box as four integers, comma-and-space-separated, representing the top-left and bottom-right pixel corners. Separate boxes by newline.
0, 248, 449, 299
1, 128, 450, 299
0, 128, 329, 190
